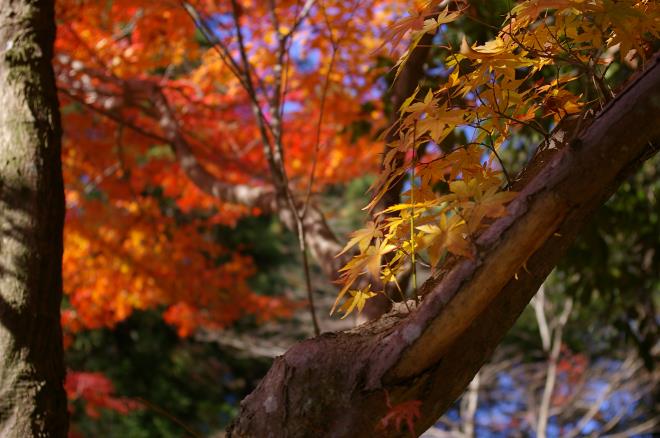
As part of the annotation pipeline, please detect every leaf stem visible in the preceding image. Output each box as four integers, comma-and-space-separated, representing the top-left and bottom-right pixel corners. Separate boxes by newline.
410, 121, 418, 302
392, 275, 412, 312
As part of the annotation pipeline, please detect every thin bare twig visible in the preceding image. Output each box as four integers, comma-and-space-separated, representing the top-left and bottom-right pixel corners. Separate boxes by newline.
537, 298, 573, 438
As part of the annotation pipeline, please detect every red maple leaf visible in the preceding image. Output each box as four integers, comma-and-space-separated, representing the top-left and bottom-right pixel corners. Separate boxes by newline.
378, 390, 422, 437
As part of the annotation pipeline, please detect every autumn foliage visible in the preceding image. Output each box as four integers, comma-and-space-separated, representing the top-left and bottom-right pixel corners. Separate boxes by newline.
333, 0, 659, 317
65, 371, 142, 418
52, 0, 659, 429
55, 0, 415, 337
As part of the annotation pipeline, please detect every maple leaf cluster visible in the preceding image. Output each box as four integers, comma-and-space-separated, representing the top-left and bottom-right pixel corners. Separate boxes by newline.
333, 0, 660, 317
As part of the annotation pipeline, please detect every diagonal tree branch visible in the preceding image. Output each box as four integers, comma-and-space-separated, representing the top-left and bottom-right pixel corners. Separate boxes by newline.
227, 52, 660, 437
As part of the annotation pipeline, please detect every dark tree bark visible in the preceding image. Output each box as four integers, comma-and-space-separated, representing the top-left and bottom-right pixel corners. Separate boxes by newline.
227, 54, 660, 437
0, 0, 68, 436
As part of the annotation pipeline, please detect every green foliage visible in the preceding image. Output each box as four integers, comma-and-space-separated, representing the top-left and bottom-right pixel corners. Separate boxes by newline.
67, 310, 270, 437
555, 154, 660, 368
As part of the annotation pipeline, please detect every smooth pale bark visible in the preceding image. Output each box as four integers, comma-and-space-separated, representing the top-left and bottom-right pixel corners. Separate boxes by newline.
0, 0, 68, 436
227, 54, 660, 437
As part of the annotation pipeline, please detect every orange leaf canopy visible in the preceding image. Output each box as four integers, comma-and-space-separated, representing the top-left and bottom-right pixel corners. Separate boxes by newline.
56, 0, 416, 336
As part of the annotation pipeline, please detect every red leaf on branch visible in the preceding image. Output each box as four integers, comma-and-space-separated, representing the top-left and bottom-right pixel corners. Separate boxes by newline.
378, 390, 422, 437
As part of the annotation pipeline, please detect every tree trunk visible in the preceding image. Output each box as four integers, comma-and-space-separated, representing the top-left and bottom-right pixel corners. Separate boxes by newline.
0, 0, 68, 436
227, 54, 660, 437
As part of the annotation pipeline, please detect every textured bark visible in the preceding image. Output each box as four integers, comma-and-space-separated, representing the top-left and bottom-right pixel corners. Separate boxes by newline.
227, 54, 660, 437
0, 0, 68, 436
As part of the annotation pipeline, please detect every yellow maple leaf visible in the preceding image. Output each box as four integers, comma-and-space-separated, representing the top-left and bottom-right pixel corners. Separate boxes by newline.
464, 189, 518, 233
333, 240, 395, 314
417, 214, 473, 265
461, 37, 509, 58
337, 221, 382, 256
338, 285, 378, 319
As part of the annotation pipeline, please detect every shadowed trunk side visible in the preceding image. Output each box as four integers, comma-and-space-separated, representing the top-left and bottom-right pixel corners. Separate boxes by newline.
0, 0, 68, 435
